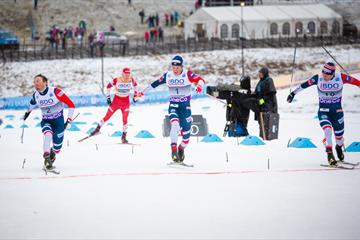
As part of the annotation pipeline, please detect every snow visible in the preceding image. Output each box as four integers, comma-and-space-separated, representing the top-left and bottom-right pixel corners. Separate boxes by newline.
2, 45, 360, 97
0, 74, 360, 239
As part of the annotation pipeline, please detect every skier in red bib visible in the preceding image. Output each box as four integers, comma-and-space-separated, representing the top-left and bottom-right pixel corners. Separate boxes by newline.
90, 67, 138, 143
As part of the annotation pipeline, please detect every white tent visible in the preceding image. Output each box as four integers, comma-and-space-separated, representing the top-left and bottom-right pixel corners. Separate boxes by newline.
184, 4, 343, 40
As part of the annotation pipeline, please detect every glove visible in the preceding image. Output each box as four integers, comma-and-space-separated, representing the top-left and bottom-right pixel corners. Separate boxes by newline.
287, 92, 295, 103
106, 97, 111, 105
133, 91, 144, 102
259, 98, 265, 106
64, 118, 72, 129
23, 111, 30, 121
196, 83, 203, 93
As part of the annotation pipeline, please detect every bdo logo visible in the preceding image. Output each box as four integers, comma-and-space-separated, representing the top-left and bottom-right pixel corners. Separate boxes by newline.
169, 78, 185, 85
39, 99, 54, 105
321, 83, 340, 89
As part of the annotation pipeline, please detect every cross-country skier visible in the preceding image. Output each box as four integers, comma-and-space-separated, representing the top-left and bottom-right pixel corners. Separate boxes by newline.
90, 67, 138, 143
135, 55, 205, 163
23, 74, 75, 170
287, 62, 360, 166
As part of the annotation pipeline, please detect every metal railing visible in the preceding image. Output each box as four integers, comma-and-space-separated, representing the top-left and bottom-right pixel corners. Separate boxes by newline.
1, 35, 358, 63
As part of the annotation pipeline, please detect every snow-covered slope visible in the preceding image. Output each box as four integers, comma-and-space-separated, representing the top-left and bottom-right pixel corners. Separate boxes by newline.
0, 79, 359, 239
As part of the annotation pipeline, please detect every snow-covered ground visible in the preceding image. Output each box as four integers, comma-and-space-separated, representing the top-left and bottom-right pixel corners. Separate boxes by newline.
0, 75, 360, 239
1, 45, 360, 97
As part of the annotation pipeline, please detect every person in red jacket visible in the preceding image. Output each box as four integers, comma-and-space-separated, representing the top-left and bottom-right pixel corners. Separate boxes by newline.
91, 68, 138, 143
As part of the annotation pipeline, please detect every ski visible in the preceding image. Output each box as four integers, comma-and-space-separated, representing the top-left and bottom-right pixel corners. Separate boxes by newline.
320, 164, 355, 170
338, 161, 359, 167
167, 162, 194, 168
78, 132, 100, 143
117, 142, 140, 146
42, 166, 60, 175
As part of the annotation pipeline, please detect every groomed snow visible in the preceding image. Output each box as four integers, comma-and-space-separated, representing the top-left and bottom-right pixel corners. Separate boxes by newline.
0, 76, 360, 239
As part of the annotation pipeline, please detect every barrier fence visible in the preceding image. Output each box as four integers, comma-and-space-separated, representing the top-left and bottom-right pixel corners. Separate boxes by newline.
1, 35, 358, 63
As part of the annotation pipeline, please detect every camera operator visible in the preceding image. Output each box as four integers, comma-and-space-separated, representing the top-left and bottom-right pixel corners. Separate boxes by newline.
254, 67, 278, 115
247, 67, 278, 139
206, 75, 252, 137
224, 75, 252, 136
207, 67, 279, 140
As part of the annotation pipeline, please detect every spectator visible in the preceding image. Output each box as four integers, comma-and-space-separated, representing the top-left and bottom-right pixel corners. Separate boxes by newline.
97, 31, 105, 56
50, 25, 59, 49
34, 0, 38, 10
79, 19, 86, 30
174, 11, 179, 25
170, 13, 174, 26
139, 9, 145, 24
110, 25, 115, 32
128, 0, 132, 5
61, 31, 66, 50
150, 28, 155, 42
158, 27, 164, 42
88, 32, 95, 57
155, 13, 159, 27
251, 67, 278, 139
149, 15, 155, 28
165, 12, 170, 27
195, 0, 200, 9
195, 0, 203, 9
67, 26, 73, 39
147, 16, 152, 29
144, 31, 150, 43
153, 28, 159, 42
77, 34, 82, 47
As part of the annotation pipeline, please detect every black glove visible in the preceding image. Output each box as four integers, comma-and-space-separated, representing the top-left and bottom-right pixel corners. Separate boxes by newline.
64, 118, 71, 129
23, 111, 30, 121
287, 92, 295, 103
107, 97, 111, 105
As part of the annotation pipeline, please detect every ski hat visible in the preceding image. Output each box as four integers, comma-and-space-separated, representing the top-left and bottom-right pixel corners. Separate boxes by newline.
322, 62, 336, 75
171, 55, 183, 66
122, 67, 131, 74
258, 67, 269, 78
240, 75, 251, 90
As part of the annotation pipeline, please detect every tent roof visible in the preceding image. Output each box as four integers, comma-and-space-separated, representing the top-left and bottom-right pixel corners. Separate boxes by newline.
189, 4, 341, 22
200, 7, 240, 22
228, 7, 267, 22
252, 5, 295, 21
301, 4, 342, 20
276, 5, 317, 20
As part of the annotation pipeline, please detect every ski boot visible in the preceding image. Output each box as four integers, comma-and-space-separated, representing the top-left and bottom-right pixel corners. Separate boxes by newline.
90, 124, 101, 136
50, 148, 56, 164
121, 133, 128, 144
178, 146, 185, 162
335, 144, 344, 162
326, 147, 337, 166
43, 152, 53, 170
171, 149, 181, 163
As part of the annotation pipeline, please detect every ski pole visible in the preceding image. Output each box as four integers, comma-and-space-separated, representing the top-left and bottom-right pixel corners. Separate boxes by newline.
205, 93, 227, 106
321, 45, 349, 75
20, 120, 25, 144
289, 44, 297, 93
65, 112, 80, 130
71, 112, 80, 122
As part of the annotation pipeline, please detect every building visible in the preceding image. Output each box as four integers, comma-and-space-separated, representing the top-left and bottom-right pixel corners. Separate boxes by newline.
184, 4, 342, 40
